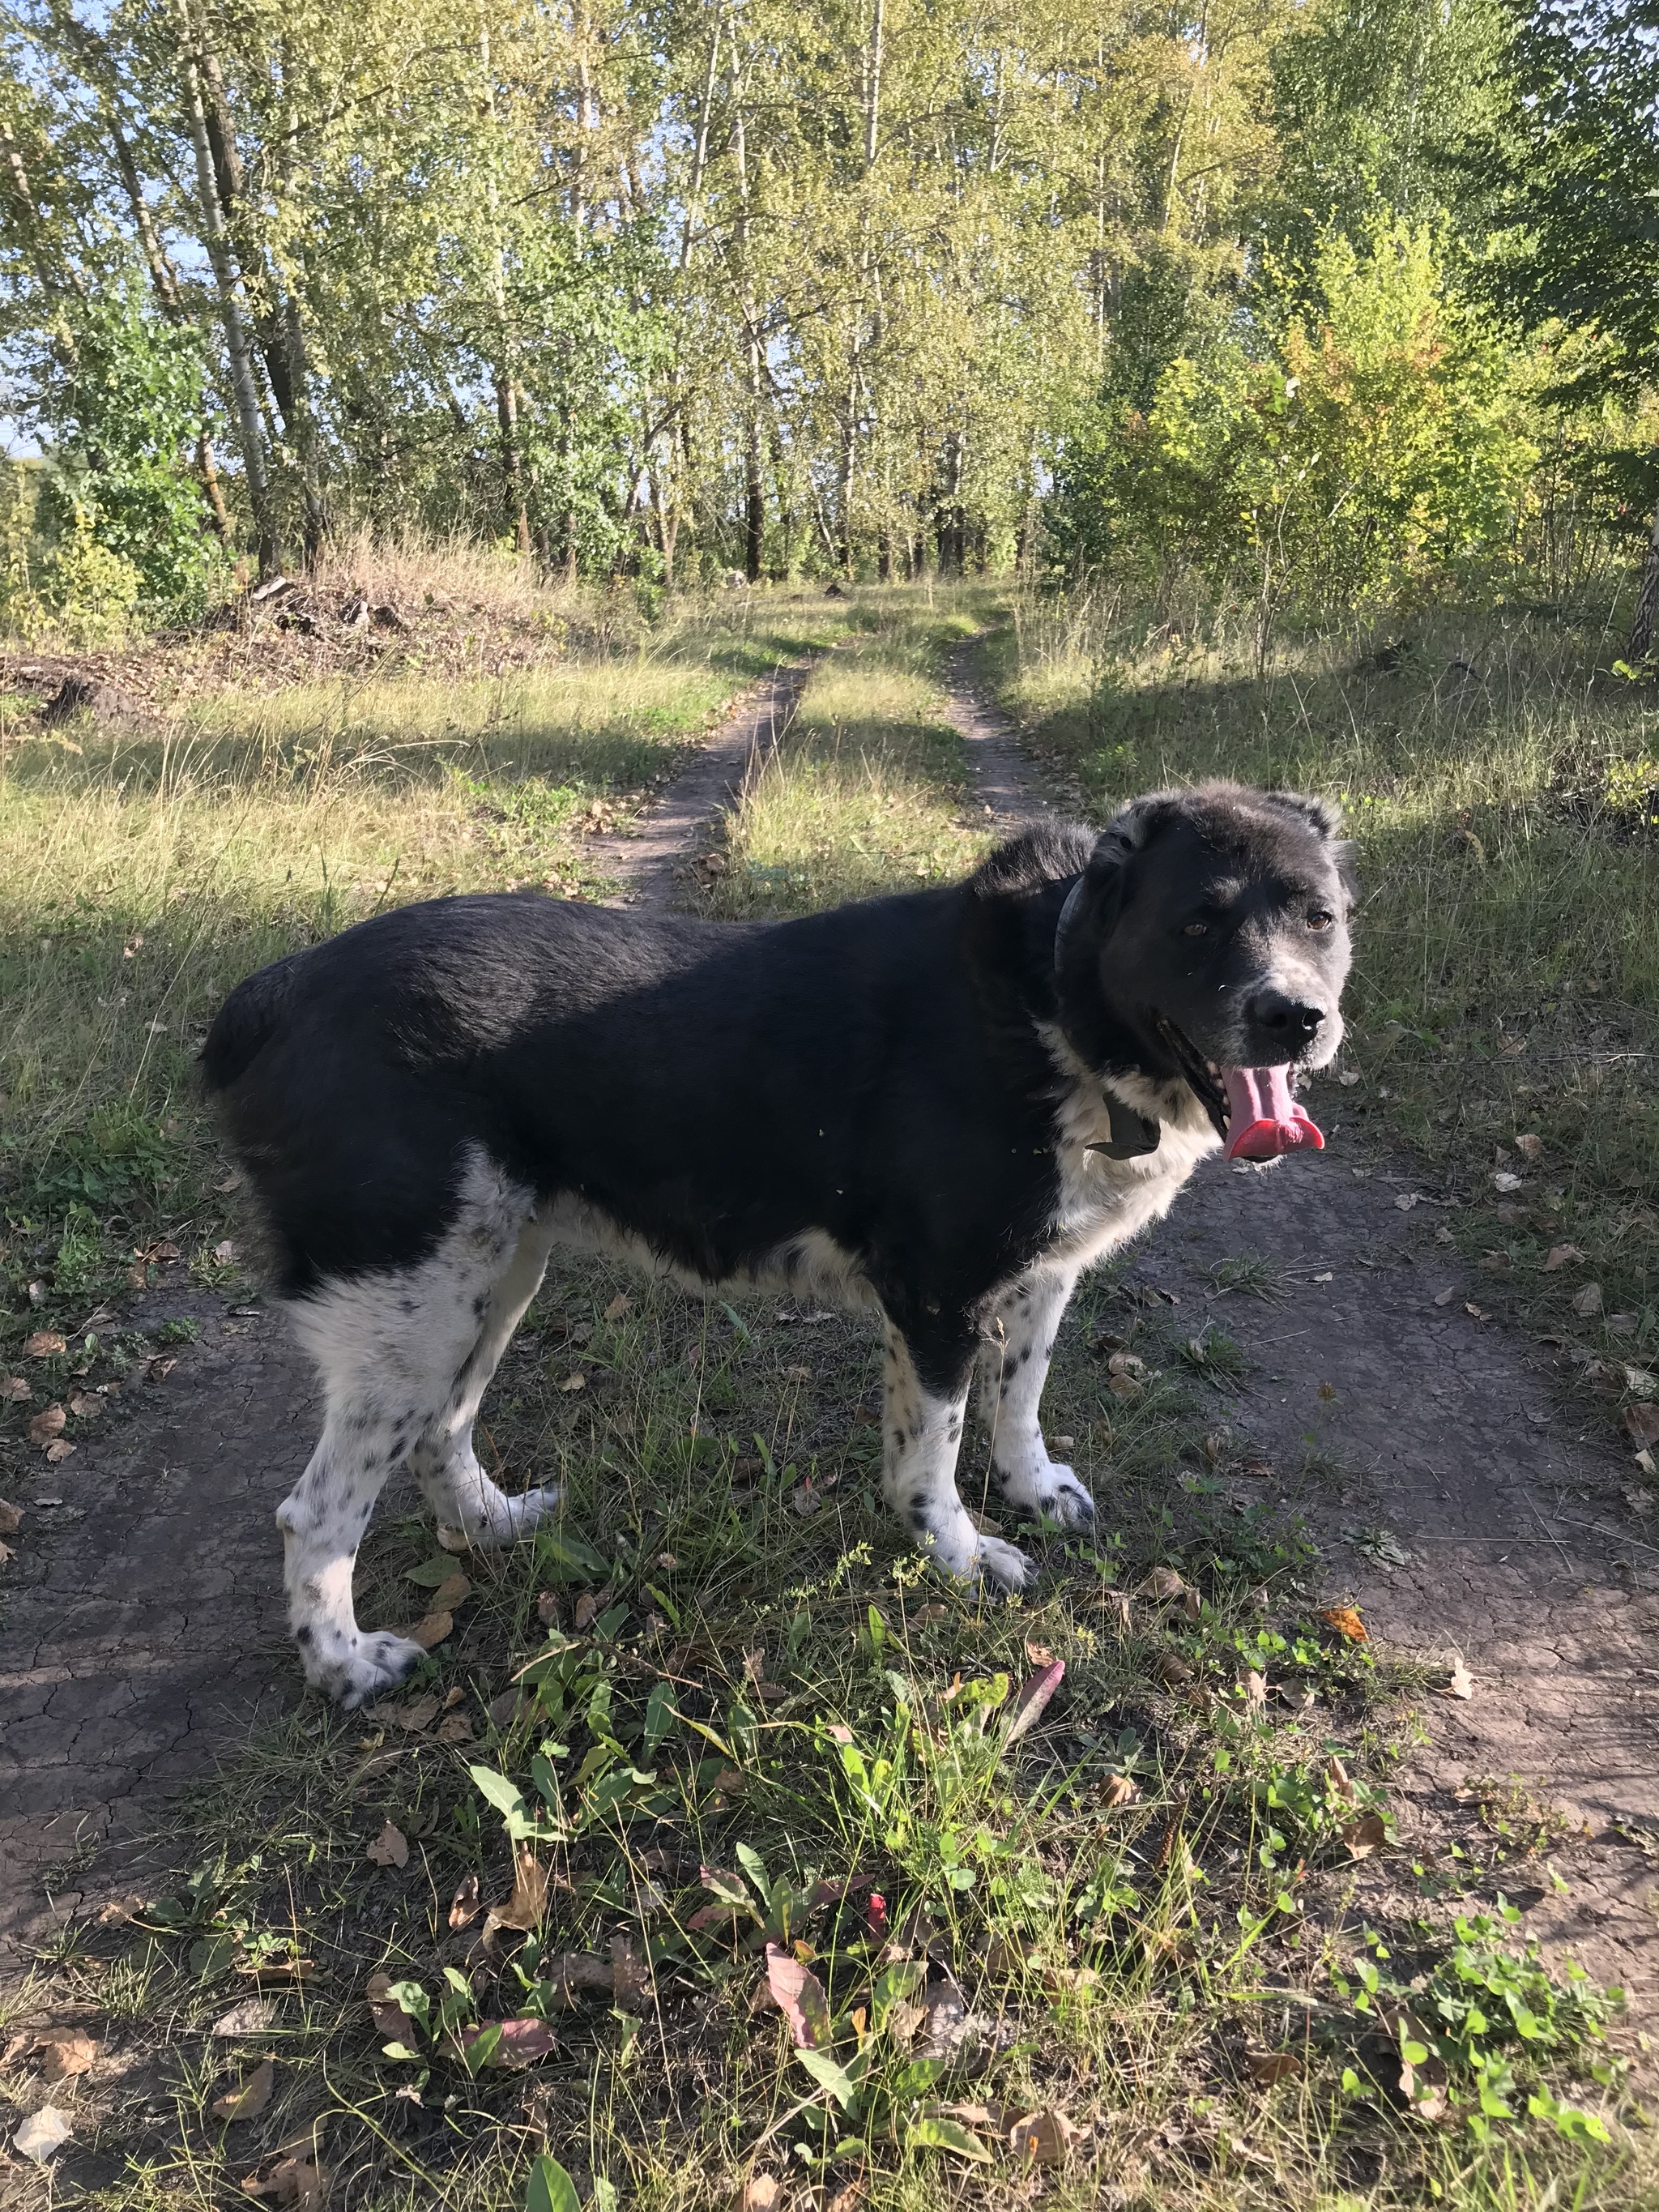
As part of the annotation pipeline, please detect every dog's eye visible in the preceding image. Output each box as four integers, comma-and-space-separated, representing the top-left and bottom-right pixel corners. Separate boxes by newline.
1307, 910, 1334, 933
1182, 922, 1208, 937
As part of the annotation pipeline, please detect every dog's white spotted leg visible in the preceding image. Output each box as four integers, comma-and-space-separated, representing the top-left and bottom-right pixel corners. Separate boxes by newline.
277, 1411, 426, 1708
881, 1320, 1033, 1593
408, 1212, 562, 1548
978, 1264, 1096, 1532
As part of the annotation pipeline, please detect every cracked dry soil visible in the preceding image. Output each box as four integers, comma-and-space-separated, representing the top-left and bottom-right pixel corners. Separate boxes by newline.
3, 659, 1655, 2023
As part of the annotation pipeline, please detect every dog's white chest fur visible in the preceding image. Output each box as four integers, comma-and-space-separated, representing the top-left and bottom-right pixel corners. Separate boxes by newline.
1039, 1028, 1222, 1271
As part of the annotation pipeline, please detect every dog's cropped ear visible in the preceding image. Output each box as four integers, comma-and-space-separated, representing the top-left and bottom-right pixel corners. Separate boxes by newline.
1263, 788, 1358, 898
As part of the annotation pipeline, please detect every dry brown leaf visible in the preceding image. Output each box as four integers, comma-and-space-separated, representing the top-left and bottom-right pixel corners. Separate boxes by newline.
237, 1957, 314, 1984
609, 1935, 650, 2011
1024, 1638, 1056, 1668
764, 1944, 832, 2048
558, 1370, 586, 1393
1513, 1132, 1545, 1161
1, 1373, 27, 1400
535, 1588, 562, 1625
448, 1874, 481, 1929
1542, 1243, 1585, 1272
1137, 1565, 1188, 1602
539, 1951, 614, 2006
36, 2029, 97, 2082
45, 1438, 76, 1464
1009, 2108, 1076, 2165
485, 1845, 547, 1936
96, 1893, 147, 1926
1093, 1586, 1132, 1629
214, 1241, 240, 1263
822, 2184, 863, 2212
407, 1610, 452, 1650
1624, 1403, 1659, 1450
740, 2180, 783, 2211
1342, 1811, 1388, 1859
1244, 1670, 1268, 1715
0, 1498, 22, 1536
1320, 1605, 1367, 1643
435, 1711, 474, 1744
367, 1694, 438, 1733
1245, 2048, 1303, 2086
28, 1403, 66, 1445
365, 1972, 422, 2043
66, 1390, 101, 1418
1003, 1659, 1065, 1748
574, 1591, 601, 1631
1572, 1282, 1604, 1317
430, 1573, 471, 1608
1101, 1774, 1141, 1808
366, 1820, 409, 1868
603, 1292, 632, 1322
240, 2156, 327, 2209
1153, 1650, 1194, 1690
23, 1330, 66, 1358
1439, 1659, 1475, 1700
212, 2058, 275, 2121
1434, 1286, 1458, 1306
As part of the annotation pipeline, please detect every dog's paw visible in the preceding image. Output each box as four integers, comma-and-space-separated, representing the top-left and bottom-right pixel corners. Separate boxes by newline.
301, 1628, 427, 1709
997, 1458, 1097, 1532
462, 1481, 564, 1551
921, 1514, 1035, 1595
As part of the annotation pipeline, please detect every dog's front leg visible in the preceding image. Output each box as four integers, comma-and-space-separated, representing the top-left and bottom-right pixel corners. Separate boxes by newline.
881, 1317, 1033, 1593
978, 1264, 1096, 1532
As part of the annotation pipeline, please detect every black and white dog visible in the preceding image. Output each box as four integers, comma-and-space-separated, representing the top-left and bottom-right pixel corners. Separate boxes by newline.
203, 781, 1353, 1706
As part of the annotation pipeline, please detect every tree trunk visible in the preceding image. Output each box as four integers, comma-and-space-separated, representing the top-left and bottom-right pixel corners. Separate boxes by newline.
1630, 497, 1659, 662
178, 30, 276, 574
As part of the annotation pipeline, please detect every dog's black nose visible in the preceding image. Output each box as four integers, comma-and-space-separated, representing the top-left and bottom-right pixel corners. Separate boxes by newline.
1251, 988, 1325, 1043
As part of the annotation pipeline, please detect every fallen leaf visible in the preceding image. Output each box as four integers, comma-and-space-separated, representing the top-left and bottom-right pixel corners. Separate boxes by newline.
366, 1694, 439, 1733
609, 1935, 650, 2010
1101, 1773, 1141, 1807
23, 1330, 66, 1357
34, 2028, 97, 2082
1153, 1649, 1194, 1689
484, 1845, 547, 1936
407, 1610, 452, 1650
365, 1972, 422, 2043
1023, 1638, 1056, 1668
1244, 1669, 1268, 1715
96, 1893, 147, 1926
539, 1951, 615, 2006
211, 1999, 275, 2037
1003, 1659, 1065, 1747
66, 1390, 101, 1418
535, 1590, 562, 1625
1239, 1458, 1274, 1480
1624, 1403, 1659, 1450
214, 1241, 240, 1263
436, 1711, 474, 1744
1394, 1192, 1422, 1212
1, 1374, 27, 1400
1434, 1286, 1457, 1306
1342, 1810, 1388, 1858
765, 1942, 831, 2048
486, 1688, 522, 1730
603, 1293, 632, 1322
212, 2058, 275, 2121
239, 2155, 327, 2207
14, 2106, 72, 2163
1245, 2049, 1303, 2086
1320, 1605, 1367, 1644
1137, 1565, 1189, 1602
237, 1956, 314, 1984
28, 1403, 66, 1445
1440, 1659, 1475, 1699
1465, 1302, 1488, 1321
1009, 2108, 1076, 2166
366, 1820, 409, 1868
44, 1438, 76, 1464
1572, 1282, 1604, 1317
1542, 1243, 1585, 1272
430, 1573, 471, 1608
0, 1498, 21, 1535
559, 1371, 586, 1392
1514, 1132, 1544, 1160
1093, 1586, 1132, 1629
218, 1168, 245, 1194
741, 2180, 783, 2211
574, 1591, 602, 1631
1492, 1171, 1524, 1193
460, 2017, 560, 2069
448, 1874, 481, 1929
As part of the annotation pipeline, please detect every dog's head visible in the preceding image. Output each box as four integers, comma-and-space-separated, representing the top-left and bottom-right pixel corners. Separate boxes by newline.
1056, 782, 1355, 1158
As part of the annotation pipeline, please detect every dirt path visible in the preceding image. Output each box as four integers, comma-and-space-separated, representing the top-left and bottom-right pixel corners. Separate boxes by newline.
0, 668, 806, 1972
944, 666, 1659, 2009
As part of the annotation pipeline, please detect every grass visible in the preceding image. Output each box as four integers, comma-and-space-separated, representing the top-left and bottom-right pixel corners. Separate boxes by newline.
987, 596, 1659, 1461
2, 579, 1653, 2210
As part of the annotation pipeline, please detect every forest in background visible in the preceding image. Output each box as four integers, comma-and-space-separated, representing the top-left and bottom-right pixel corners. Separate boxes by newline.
0, 0, 1657, 646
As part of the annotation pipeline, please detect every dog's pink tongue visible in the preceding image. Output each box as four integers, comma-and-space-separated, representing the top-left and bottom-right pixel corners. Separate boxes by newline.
1222, 1065, 1325, 1161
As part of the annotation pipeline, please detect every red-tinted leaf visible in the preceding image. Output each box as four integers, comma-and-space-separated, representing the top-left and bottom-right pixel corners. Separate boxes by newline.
765, 1942, 831, 2048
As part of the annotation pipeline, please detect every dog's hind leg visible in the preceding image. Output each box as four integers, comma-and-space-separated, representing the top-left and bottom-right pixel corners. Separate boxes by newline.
881, 1317, 1033, 1593
407, 1210, 562, 1547
277, 1156, 554, 1706
977, 1264, 1096, 1532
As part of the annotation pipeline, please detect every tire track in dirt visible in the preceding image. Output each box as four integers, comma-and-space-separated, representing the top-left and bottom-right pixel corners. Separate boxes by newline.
944, 655, 1659, 2011
0, 668, 807, 1971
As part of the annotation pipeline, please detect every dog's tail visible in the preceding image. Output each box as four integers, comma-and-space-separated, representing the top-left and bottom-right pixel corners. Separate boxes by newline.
200, 957, 298, 1094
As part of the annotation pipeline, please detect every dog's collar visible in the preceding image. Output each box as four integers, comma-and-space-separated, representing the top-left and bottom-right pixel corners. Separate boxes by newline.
1055, 877, 1162, 1160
